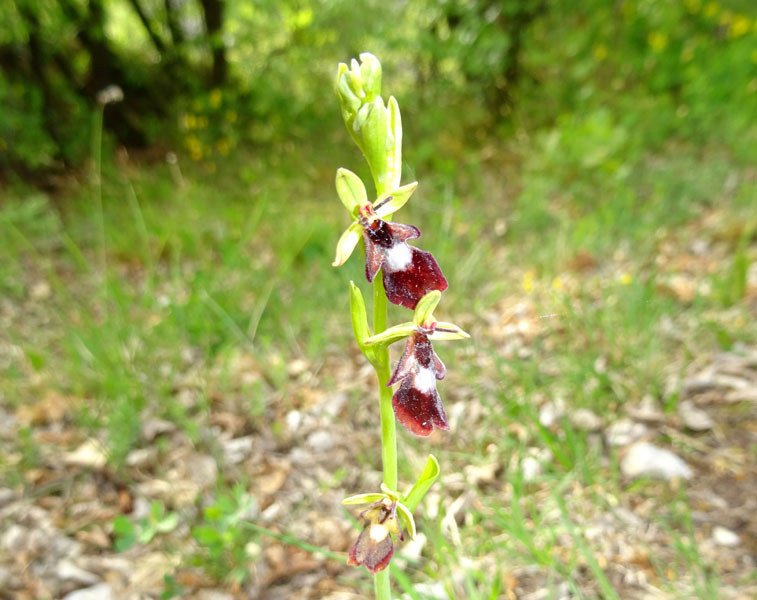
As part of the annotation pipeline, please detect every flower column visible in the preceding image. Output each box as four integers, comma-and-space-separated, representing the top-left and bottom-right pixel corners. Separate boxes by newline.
332, 54, 469, 599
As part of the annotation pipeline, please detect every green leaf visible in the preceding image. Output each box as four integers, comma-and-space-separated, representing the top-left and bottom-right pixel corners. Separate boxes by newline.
413, 290, 442, 327
155, 512, 180, 533
403, 454, 440, 512
112, 515, 136, 552
349, 281, 371, 349
342, 492, 385, 505
192, 525, 223, 547
335, 168, 367, 216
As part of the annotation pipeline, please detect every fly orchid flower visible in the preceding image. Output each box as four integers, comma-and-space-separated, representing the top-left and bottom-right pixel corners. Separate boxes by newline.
343, 485, 416, 574
365, 291, 469, 436
332, 168, 448, 310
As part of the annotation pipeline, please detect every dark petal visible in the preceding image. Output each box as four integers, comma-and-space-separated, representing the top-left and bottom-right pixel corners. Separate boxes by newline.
387, 336, 417, 386
433, 350, 446, 380
363, 230, 386, 283
392, 378, 449, 437
347, 525, 395, 574
386, 221, 420, 243
383, 247, 448, 310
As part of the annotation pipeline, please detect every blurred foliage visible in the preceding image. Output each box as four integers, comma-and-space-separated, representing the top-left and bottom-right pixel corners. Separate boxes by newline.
1, 0, 754, 177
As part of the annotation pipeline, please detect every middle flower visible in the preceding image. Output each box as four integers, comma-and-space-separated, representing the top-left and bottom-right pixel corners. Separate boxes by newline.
361, 203, 448, 310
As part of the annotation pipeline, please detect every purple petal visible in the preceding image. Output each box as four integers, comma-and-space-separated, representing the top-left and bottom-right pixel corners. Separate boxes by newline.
383, 247, 448, 310
385, 222, 420, 242
387, 337, 416, 386
347, 525, 395, 574
392, 378, 449, 437
363, 230, 385, 283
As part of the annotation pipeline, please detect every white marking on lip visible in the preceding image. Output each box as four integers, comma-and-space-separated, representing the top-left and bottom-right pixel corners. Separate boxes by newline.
413, 368, 436, 394
369, 524, 389, 542
384, 243, 412, 271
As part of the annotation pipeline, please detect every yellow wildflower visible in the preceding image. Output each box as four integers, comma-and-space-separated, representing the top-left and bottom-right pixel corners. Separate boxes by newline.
647, 32, 668, 53
209, 88, 222, 108
729, 15, 750, 39
522, 270, 535, 294
704, 2, 719, 18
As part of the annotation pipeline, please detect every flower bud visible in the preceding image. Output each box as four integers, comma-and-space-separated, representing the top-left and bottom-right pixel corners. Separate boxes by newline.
358, 52, 382, 101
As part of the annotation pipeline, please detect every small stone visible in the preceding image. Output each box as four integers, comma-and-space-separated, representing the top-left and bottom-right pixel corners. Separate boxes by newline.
62, 583, 113, 600
605, 419, 647, 447
316, 392, 348, 419
126, 447, 157, 468
186, 454, 218, 489
306, 430, 335, 453
1, 524, 27, 553
0, 564, 12, 588
539, 399, 565, 428
571, 408, 603, 431
0, 487, 15, 508
141, 418, 175, 441
712, 526, 740, 547
464, 462, 499, 486
55, 560, 100, 586
678, 400, 714, 431
196, 591, 234, 600
621, 442, 693, 481
63, 439, 108, 470
30, 279, 52, 300
520, 448, 552, 482
628, 395, 665, 423
222, 436, 255, 465
285, 410, 302, 433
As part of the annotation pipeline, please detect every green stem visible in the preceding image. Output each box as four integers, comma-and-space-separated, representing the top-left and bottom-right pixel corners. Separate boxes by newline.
373, 270, 396, 600
375, 569, 392, 600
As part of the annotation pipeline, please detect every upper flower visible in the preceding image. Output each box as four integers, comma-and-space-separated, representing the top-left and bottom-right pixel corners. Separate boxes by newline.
332, 169, 448, 310
365, 291, 469, 436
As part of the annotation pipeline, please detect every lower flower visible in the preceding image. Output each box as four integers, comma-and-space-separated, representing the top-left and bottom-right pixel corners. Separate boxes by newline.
347, 498, 403, 574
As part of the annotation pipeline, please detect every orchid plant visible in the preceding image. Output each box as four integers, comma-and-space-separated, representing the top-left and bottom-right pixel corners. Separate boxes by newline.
333, 54, 469, 599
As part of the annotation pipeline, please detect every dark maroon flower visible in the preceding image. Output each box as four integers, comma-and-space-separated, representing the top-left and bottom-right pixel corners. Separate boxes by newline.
347, 498, 403, 574
362, 215, 448, 310
389, 329, 449, 437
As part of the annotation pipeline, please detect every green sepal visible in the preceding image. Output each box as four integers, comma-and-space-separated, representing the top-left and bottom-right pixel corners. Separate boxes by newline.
332, 222, 362, 267
386, 96, 403, 191
336, 168, 367, 217
428, 321, 471, 341
342, 492, 385, 506
364, 321, 415, 346
395, 501, 416, 540
413, 290, 442, 328
374, 181, 418, 220
379, 483, 400, 501
403, 454, 440, 512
